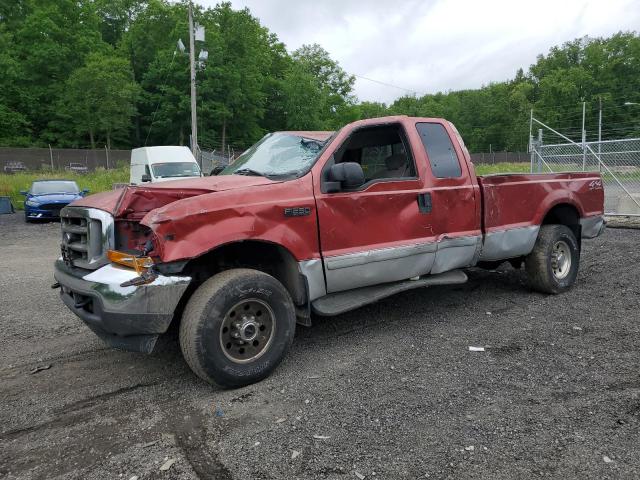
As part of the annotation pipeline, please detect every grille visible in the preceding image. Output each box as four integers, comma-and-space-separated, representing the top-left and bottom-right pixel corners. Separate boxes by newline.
40, 203, 65, 211
60, 207, 114, 270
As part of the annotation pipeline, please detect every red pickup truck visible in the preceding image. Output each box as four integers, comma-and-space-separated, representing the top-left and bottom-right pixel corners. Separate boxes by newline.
54, 116, 605, 387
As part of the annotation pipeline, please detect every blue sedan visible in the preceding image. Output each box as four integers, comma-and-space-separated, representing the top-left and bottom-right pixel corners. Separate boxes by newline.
21, 180, 89, 222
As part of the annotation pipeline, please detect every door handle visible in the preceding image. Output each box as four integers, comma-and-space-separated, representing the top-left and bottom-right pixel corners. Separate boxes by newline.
417, 192, 432, 214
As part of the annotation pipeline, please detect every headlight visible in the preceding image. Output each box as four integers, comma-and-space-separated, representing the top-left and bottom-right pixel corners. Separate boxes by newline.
107, 250, 158, 287
107, 249, 154, 274
25, 200, 39, 207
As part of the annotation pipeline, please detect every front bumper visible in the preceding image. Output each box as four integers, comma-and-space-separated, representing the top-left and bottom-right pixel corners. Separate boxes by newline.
26, 206, 65, 218
54, 258, 191, 353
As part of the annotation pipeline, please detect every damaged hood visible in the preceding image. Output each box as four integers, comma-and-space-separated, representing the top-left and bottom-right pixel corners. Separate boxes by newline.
68, 175, 279, 219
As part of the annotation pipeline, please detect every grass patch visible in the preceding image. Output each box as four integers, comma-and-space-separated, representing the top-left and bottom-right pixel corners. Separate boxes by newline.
474, 162, 531, 175
0, 166, 129, 210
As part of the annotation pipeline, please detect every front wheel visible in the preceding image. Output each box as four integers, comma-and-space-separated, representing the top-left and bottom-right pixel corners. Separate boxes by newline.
179, 268, 296, 388
525, 224, 580, 294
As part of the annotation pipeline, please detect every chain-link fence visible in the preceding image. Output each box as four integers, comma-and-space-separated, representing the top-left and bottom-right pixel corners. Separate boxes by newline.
0, 147, 130, 172
532, 137, 640, 216
1, 145, 241, 176
470, 151, 529, 164
198, 149, 232, 175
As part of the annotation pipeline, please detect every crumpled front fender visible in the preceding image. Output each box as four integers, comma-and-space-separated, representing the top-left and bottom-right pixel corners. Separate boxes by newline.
141, 175, 321, 263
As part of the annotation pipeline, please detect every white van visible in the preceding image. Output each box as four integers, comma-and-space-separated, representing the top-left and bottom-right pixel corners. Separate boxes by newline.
130, 146, 202, 184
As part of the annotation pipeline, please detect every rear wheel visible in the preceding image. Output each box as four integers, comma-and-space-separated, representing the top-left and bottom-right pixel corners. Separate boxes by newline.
179, 268, 296, 388
525, 224, 579, 294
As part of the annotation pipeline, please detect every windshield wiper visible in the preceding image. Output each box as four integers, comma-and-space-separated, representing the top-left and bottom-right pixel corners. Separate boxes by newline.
234, 168, 266, 177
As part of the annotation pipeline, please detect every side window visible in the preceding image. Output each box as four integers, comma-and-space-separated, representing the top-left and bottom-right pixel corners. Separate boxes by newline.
416, 123, 461, 178
360, 145, 391, 178
335, 125, 416, 183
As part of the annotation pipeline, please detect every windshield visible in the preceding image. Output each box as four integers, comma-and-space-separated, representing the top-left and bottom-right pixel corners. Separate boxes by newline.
31, 181, 79, 195
220, 133, 326, 178
151, 162, 201, 178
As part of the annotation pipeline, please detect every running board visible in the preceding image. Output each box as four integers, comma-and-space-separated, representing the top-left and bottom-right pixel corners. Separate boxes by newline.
311, 269, 468, 316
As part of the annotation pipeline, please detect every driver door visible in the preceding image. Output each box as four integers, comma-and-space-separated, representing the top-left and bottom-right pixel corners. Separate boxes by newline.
312, 121, 438, 293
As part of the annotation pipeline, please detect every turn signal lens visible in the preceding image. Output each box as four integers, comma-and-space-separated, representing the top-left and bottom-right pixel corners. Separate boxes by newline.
107, 250, 154, 274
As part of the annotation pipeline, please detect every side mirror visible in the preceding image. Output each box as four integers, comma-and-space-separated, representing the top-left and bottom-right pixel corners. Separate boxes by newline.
210, 165, 225, 176
326, 162, 365, 192
20, 190, 28, 195
81, 189, 90, 195
141, 174, 151, 183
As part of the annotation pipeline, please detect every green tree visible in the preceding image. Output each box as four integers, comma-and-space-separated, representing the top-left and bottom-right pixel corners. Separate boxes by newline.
10, 0, 108, 145
277, 60, 325, 130
198, 3, 273, 150
57, 52, 140, 148
292, 44, 356, 128
356, 101, 389, 120
94, 0, 146, 47
140, 48, 191, 146
0, 21, 31, 145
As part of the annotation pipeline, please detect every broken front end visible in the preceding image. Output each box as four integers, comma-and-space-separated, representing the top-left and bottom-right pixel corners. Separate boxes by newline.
54, 205, 191, 353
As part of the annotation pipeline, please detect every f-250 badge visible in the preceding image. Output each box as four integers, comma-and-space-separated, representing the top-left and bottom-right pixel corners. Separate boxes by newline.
284, 207, 311, 217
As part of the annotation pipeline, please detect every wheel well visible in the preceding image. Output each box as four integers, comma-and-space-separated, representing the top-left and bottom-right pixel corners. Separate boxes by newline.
542, 204, 581, 245
182, 241, 307, 307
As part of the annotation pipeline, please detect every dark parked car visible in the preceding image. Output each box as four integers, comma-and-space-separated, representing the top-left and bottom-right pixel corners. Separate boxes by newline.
21, 180, 88, 222
65, 163, 89, 174
3, 161, 27, 174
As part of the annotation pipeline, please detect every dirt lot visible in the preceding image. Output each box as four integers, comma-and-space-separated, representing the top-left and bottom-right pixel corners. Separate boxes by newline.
1, 212, 639, 480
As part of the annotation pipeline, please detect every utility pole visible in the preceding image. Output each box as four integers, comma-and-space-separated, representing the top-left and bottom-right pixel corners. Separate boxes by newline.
188, 2, 198, 158
581, 101, 586, 171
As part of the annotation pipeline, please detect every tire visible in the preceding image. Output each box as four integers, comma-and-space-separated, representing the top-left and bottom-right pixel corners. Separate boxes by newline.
525, 224, 580, 294
179, 268, 296, 388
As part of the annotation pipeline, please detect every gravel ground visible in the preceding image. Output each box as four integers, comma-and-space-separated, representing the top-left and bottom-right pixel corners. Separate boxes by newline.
0, 212, 639, 480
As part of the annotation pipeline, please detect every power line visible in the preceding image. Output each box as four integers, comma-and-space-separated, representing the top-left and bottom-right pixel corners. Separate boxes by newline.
353, 74, 421, 97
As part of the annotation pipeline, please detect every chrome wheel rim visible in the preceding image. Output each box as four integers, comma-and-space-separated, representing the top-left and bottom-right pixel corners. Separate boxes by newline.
219, 299, 275, 364
551, 240, 571, 280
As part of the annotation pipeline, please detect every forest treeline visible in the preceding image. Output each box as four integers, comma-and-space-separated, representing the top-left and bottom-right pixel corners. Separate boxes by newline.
1, 0, 639, 153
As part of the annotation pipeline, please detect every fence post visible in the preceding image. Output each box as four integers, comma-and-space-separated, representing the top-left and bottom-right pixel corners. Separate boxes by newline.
582, 101, 586, 171
537, 129, 543, 173
598, 97, 602, 172
105, 145, 109, 169
48, 144, 54, 170
529, 134, 534, 173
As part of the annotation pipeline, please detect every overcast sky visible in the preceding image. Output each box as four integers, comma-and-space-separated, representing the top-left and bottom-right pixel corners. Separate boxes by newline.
198, 0, 640, 104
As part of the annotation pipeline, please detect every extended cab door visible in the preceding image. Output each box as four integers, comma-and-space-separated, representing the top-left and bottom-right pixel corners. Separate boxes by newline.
312, 119, 440, 293
413, 120, 482, 273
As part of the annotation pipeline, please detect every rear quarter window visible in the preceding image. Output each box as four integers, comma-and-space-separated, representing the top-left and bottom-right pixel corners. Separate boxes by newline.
416, 123, 462, 178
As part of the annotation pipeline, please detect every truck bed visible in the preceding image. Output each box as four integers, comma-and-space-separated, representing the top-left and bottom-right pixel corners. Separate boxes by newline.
478, 172, 604, 232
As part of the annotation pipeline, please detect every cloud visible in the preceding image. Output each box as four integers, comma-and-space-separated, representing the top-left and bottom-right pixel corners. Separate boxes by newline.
197, 0, 640, 104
